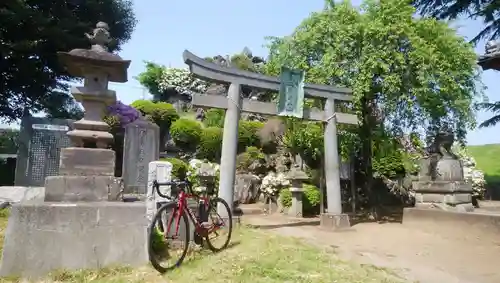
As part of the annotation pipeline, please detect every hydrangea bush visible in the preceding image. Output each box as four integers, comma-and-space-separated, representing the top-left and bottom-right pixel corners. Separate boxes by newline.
106, 100, 140, 127
158, 68, 209, 96
261, 172, 290, 197
452, 143, 486, 198
187, 159, 220, 194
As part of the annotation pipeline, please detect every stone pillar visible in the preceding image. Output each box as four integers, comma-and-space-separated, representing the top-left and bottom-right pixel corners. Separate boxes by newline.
218, 83, 241, 217
320, 98, 350, 229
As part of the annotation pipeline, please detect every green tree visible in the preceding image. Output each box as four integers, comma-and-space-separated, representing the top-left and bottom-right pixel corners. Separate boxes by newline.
0, 0, 136, 122
477, 101, 500, 128
265, 0, 481, 212
412, 0, 500, 42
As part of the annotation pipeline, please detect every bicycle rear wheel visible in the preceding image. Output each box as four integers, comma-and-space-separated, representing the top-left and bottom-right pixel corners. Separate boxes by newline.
148, 202, 190, 273
204, 197, 232, 252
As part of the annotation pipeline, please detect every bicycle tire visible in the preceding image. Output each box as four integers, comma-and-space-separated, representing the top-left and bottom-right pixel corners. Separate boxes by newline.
148, 202, 190, 273
205, 197, 233, 252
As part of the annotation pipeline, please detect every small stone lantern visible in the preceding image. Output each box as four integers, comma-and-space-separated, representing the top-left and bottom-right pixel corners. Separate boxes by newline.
286, 166, 310, 217
44, 22, 131, 202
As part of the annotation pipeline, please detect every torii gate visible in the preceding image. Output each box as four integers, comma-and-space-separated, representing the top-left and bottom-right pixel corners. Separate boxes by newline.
183, 50, 358, 229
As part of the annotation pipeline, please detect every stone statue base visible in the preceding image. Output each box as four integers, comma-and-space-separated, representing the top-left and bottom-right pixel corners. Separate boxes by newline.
44, 147, 122, 202
413, 181, 474, 212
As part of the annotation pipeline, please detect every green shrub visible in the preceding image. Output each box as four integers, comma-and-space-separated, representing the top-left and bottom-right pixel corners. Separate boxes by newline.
236, 146, 265, 172
279, 188, 292, 208
278, 184, 321, 216
130, 100, 179, 128
203, 109, 225, 128
303, 184, 321, 215
160, 158, 189, 180
238, 120, 264, 152
196, 127, 223, 162
170, 118, 203, 151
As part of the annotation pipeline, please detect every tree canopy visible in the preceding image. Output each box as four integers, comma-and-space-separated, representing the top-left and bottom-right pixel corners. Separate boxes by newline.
265, 0, 480, 142
0, 0, 137, 122
412, 0, 500, 43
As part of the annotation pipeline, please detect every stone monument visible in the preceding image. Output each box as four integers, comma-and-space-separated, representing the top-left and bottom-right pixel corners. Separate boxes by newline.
412, 129, 474, 212
0, 22, 148, 277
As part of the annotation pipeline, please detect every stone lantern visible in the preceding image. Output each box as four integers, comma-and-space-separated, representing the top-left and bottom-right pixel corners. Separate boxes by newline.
286, 166, 310, 217
44, 22, 131, 201
0, 23, 148, 277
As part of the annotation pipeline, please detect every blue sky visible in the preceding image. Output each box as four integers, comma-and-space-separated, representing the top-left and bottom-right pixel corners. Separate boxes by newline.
3, 0, 500, 145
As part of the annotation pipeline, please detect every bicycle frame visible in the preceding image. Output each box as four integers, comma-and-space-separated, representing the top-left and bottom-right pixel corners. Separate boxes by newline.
153, 181, 223, 239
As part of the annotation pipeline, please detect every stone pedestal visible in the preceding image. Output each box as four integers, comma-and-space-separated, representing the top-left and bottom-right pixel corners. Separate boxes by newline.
413, 155, 474, 212
320, 213, 351, 229
45, 148, 123, 202
0, 202, 148, 277
288, 187, 303, 217
413, 181, 474, 212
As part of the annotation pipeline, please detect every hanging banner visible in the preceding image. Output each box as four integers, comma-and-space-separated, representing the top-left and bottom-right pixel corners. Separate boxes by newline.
277, 66, 305, 118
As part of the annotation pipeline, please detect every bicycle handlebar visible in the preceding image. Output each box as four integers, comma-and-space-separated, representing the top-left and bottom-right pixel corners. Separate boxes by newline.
152, 180, 191, 200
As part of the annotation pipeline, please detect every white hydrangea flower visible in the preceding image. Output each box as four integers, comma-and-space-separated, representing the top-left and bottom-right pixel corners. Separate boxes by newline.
158, 68, 209, 96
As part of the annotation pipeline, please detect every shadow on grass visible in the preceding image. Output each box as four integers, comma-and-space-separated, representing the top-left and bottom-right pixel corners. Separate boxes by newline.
179, 240, 241, 267
245, 220, 320, 230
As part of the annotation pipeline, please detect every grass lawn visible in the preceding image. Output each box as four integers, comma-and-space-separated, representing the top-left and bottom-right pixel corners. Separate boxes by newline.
0, 208, 403, 283
468, 144, 500, 199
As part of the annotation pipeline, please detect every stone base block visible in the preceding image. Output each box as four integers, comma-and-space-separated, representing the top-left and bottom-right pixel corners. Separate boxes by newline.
59, 147, 115, 176
414, 202, 474, 212
44, 176, 123, 202
0, 202, 148, 277
413, 181, 473, 194
415, 192, 472, 206
320, 213, 350, 230
0, 186, 44, 204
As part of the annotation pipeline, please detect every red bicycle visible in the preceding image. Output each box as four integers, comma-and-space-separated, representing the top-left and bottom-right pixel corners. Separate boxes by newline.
148, 179, 232, 273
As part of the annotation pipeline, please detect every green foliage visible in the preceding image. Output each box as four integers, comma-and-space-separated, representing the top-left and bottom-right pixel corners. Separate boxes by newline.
0, 129, 19, 154
236, 146, 266, 173
135, 62, 166, 98
150, 228, 168, 258
196, 127, 223, 162
279, 184, 321, 216
161, 158, 189, 180
413, 0, 500, 43
203, 109, 226, 128
283, 122, 324, 169
0, 0, 136, 122
170, 118, 203, 151
238, 120, 264, 151
279, 189, 292, 209
265, 0, 480, 141
130, 100, 179, 129
303, 184, 321, 215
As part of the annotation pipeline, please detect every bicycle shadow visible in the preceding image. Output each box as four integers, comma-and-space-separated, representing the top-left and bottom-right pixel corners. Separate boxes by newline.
181, 240, 242, 265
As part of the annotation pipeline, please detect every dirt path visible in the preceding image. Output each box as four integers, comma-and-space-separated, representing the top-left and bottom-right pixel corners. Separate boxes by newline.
242, 214, 500, 283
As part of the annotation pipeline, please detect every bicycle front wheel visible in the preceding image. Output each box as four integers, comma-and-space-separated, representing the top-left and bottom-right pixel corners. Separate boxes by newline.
148, 202, 190, 273
204, 197, 233, 252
